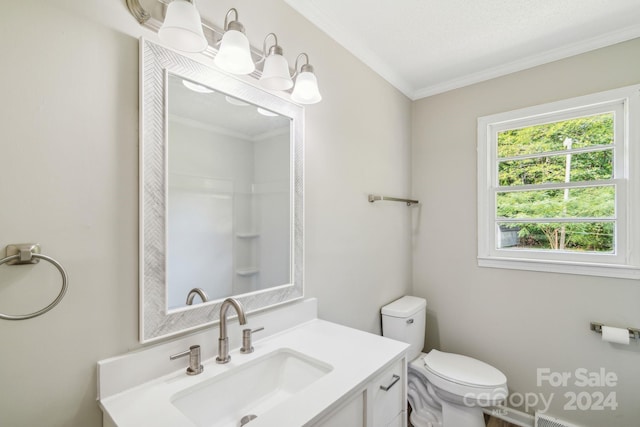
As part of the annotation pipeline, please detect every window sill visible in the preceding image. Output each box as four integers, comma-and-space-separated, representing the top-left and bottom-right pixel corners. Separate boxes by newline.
478, 256, 640, 280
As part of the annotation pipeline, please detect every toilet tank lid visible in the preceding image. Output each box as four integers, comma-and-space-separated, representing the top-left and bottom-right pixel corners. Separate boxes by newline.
381, 296, 426, 317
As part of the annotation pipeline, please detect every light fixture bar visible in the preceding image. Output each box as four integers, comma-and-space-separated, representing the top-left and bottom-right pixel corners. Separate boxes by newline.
126, 0, 151, 23
124, 0, 265, 79
125, 0, 320, 102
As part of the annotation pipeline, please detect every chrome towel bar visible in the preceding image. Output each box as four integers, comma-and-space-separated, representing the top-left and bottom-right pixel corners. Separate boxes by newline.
0, 244, 68, 320
368, 194, 419, 206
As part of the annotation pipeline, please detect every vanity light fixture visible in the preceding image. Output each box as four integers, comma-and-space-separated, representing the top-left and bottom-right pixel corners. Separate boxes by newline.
158, 0, 208, 53
291, 53, 322, 105
214, 8, 255, 75
125, 1, 323, 104
258, 33, 294, 91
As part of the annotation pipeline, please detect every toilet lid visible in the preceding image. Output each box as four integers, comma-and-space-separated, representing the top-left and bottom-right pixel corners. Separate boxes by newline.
423, 350, 506, 387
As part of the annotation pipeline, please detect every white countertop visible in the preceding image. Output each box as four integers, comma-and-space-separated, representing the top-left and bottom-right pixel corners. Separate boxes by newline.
99, 319, 408, 426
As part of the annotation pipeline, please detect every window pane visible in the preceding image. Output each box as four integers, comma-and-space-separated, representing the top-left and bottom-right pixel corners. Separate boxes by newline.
498, 150, 613, 186
496, 222, 614, 253
497, 186, 615, 219
497, 113, 613, 158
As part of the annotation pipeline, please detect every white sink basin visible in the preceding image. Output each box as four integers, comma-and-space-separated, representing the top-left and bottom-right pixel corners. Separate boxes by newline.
171, 348, 333, 427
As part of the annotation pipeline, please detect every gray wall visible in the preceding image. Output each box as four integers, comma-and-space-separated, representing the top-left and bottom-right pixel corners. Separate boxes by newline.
412, 38, 640, 427
0, 1, 411, 426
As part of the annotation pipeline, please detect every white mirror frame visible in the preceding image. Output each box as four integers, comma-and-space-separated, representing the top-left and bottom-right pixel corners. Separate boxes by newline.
139, 39, 304, 343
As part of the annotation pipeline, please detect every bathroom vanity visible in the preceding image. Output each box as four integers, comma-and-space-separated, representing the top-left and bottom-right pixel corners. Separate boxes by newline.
98, 299, 408, 427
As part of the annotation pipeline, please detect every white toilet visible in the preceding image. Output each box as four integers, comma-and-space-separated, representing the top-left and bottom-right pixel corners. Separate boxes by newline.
381, 296, 508, 427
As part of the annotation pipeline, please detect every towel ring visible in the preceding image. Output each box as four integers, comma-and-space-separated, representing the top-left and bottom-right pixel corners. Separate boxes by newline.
0, 244, 68, 320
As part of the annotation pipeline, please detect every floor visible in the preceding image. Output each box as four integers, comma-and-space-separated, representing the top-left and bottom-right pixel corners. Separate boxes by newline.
406, 409, 520, 427
485, 414, 520, 427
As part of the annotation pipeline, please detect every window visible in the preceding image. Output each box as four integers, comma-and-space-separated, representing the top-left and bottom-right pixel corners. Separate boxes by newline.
477, 85, 640, 279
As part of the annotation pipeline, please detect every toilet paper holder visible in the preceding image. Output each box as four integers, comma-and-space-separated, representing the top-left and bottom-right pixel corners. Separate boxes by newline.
590, 322, 640, 340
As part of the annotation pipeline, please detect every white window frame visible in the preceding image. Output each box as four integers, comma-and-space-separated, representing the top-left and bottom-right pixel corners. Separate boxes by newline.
477, 84, 640, 279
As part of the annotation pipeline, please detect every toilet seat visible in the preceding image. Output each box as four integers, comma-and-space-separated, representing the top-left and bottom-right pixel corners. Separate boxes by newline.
410, 350, 507, 401
424, 349, 506, 387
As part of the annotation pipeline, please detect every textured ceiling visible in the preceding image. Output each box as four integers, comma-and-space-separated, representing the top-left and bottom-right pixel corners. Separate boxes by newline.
284, 0, 640, 100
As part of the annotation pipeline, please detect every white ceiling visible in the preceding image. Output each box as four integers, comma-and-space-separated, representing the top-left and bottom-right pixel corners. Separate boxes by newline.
284, 0, 640, 100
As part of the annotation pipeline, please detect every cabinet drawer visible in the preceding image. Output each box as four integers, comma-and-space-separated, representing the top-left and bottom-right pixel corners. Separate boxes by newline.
371, 358, 405, 427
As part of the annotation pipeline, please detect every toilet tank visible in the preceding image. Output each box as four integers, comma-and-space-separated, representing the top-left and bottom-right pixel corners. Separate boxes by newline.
381, 296, 426, 361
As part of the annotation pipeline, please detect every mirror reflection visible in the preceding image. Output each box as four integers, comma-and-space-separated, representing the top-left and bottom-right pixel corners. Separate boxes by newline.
167, 74, 292, 310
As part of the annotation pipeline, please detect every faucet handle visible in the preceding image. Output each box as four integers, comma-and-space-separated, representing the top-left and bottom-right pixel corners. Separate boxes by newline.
170, 345, 204, 375
240, 327, 264, 354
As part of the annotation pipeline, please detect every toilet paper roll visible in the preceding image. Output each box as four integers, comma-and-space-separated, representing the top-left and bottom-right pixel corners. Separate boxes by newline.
601, 326, 630, 345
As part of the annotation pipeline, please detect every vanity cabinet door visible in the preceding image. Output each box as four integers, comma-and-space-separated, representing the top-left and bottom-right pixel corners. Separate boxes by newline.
311, 390, 365, 427
386, 412, 404, 427
371, 359, 405, 427
308, 356, 406, 427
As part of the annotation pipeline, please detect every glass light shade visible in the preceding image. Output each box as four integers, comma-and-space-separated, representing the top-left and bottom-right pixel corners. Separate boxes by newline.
158, 0, 208, 53
291, 71, 322, 104
182, 80, 213, 93
257, 107, 279, 117
225, 95, 250, 106
214, 30, 255, 75
260, 53, 293, 91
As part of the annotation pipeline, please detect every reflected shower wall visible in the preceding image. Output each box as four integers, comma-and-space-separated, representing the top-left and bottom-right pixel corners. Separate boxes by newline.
254, 133, 291, 291
166, 116, 290, 310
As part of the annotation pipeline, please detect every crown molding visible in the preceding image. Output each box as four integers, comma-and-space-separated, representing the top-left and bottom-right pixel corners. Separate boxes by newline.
411, 24, 640, 100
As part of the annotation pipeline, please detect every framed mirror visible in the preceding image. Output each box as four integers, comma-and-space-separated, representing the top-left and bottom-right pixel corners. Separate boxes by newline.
139, 39, 304, 343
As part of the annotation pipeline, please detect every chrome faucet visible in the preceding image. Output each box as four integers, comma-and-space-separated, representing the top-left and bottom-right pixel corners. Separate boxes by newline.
216, 297, 247, 364
185, 287, 208, 305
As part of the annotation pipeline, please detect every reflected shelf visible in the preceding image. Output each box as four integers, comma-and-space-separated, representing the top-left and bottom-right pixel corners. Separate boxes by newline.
236, 268, 260, 277
236, 232, 260, 239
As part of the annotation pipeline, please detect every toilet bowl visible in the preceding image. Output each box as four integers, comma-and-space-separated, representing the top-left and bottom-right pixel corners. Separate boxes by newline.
409, 350, 507, 427
381, 296, 508, 427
